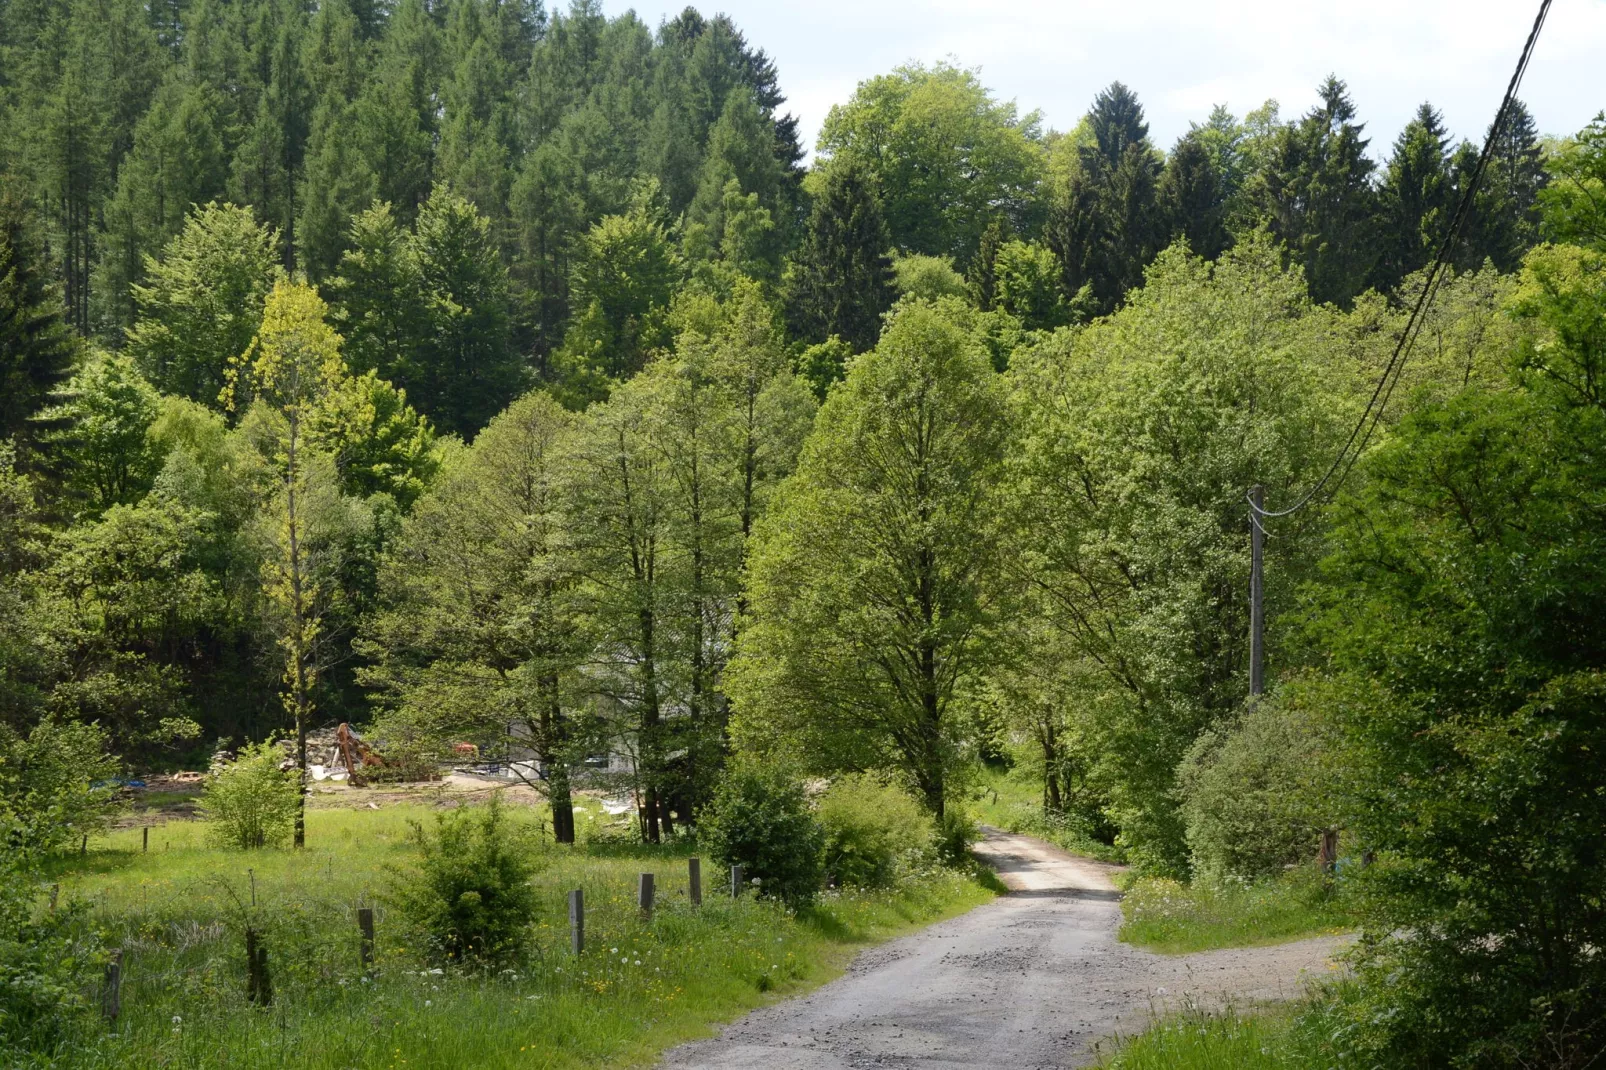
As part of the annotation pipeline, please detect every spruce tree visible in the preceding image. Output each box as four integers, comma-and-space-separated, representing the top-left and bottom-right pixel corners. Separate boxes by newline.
786, 158, 895, 353
1374, 103, 1452, 290
0, 182, 81, 448
1159, 132, 1228, 259
1243, 76, 1379, 306
1459, 98, 1546, 271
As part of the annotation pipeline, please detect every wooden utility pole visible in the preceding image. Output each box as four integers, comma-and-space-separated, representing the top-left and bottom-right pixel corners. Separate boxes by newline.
1249, 485, 1265, 698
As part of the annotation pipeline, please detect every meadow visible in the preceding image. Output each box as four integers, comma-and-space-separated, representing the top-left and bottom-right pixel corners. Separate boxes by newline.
27, 793, 993, 1070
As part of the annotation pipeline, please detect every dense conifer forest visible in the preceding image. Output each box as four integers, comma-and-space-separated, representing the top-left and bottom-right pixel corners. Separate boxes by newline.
3, 1, 1606, 1064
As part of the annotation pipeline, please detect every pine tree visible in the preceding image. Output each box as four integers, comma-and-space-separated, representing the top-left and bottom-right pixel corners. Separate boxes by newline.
1243, 76, 1379, 306
1374, 103, 1452, 290
1159, 132, 1227, 259
0, 182, 82, 448
786, 158, 895, 353
229, 0, 310, 272
96, 78, 228, 333
1459, 98, 1547, 271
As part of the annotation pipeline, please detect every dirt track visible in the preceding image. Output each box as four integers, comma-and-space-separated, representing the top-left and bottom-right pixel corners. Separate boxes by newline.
659, 828, 1348, 1069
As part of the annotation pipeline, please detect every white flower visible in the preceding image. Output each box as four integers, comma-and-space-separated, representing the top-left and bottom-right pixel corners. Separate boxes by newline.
424, 999, 432, 1007
171, 1015, 182, 1025
634, 959, 642, 966
427, 968, 444, 976
610, 947, 618, 954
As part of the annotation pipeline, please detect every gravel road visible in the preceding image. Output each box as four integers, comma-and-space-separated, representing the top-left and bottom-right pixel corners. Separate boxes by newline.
658, 828, 1349, 1069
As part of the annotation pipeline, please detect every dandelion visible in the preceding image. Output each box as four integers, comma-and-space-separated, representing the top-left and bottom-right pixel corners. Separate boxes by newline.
172, 1015, 182, 1025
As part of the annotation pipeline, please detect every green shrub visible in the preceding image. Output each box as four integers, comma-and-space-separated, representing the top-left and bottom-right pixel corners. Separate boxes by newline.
818, 773, 931, 887
0, 848, 102, 1052
1176, 688, 1342, 885
933, 805, 977, 865
386, 794, 539, 964
198, 739, 299, 849
0, 717, 121, 853
699, 763, 824, 906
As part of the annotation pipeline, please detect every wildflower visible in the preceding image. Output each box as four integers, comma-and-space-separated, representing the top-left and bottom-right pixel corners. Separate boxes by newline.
424, 1000, 431, 1007
172, 1015, 182, 1025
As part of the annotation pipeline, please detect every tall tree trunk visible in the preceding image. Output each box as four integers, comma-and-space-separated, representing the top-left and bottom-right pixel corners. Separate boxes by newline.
1041, 717, 1063, 813
285, 413, 309, 849
539, 672, 575, 844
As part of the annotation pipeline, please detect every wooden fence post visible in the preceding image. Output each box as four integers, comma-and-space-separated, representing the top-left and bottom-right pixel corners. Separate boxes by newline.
142, 827, 148, 853
638, 873, 655, 919
101, 949, 123, 1022
730, 864, 744, 898
688, 857, 701, 906
1319, 829, 1339, 880
357, 907, 375, 971
245, 928, 272, 1005
568, 889, 584, 955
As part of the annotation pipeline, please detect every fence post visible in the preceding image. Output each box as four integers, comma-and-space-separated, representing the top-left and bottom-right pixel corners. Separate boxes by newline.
568, 889, 584, 955
688, 857, 701, 906
101, 949, 123, 1022
638, 873, 655, 919
142, 827, 148, 853
1319, 829, 1339, 880
730, 864, 744, 898
80, 834, 87, 856
245, 928, 273, 1005
357, 907, 375, 971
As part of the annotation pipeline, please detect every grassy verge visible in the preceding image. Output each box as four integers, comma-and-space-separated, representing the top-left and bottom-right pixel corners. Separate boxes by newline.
967, 765, 1124, 864
1096, 1006, 1326, 1069
1118, 871, 1356, 954
25, 800, 993, 1069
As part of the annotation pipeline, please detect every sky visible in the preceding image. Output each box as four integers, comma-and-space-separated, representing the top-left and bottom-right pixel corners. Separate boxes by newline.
609, 0, 1606, 159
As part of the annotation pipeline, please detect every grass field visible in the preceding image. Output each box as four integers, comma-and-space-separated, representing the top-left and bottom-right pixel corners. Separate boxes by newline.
24, 793, 994, 1069
1117, 872, 1356, 955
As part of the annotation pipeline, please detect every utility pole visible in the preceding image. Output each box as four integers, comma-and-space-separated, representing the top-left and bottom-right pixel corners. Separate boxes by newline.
1249, 485, 1265, 697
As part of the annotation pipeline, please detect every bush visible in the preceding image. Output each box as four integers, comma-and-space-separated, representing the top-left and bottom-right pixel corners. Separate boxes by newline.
1176, 687, 1343, 885
0, 717, 121, 853
386, 794, 539, 964
933, 804, 977, 865
699, 764, 824, 906
198, 739, 299, 849
0, 848, 102, 1051
818, 774, 932, 887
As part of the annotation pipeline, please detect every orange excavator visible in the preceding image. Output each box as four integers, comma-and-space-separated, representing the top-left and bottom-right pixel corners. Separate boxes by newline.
335, 723, 384, 787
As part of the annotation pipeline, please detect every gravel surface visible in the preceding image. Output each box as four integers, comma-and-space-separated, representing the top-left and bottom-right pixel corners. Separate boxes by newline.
658, 828, 1349, 1069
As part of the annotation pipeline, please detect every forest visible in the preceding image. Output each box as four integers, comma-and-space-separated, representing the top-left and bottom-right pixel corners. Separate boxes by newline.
2, 0, 1605, 1066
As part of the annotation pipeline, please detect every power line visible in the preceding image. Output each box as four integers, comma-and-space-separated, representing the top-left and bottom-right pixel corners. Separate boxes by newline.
1252, 0, 1552, 521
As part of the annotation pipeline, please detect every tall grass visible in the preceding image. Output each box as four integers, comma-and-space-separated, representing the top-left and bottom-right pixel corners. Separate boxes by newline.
1097, 1007, 1311, 1069
24, 799, 993, 1069
1118, 871, 1356, 955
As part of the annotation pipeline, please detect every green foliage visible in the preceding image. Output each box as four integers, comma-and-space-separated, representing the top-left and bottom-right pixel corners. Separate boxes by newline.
386, 794, 540, 964
126, 202, 280, 407
0, 181, 81, 449
0, 717, 120, 853
794, 335, 855, 400
1539, 111, 1605, 251
786, 158, 896, 352
1307, 243, 1606, 1066
891, 253, 966, 302
1006, 237, 1350, 874
819, 61, 1044, 262
1177, 686, 1344, 886
198, 739, 299, 849
731, 300, 1010, 819
329, 190, 518, 437
0, 851, 102, 1053
39, 350, 163, 515
699, 763, 824, 906
554, 187, 682, 403
817, 773, 932, 887
992, 239, 1075, 330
